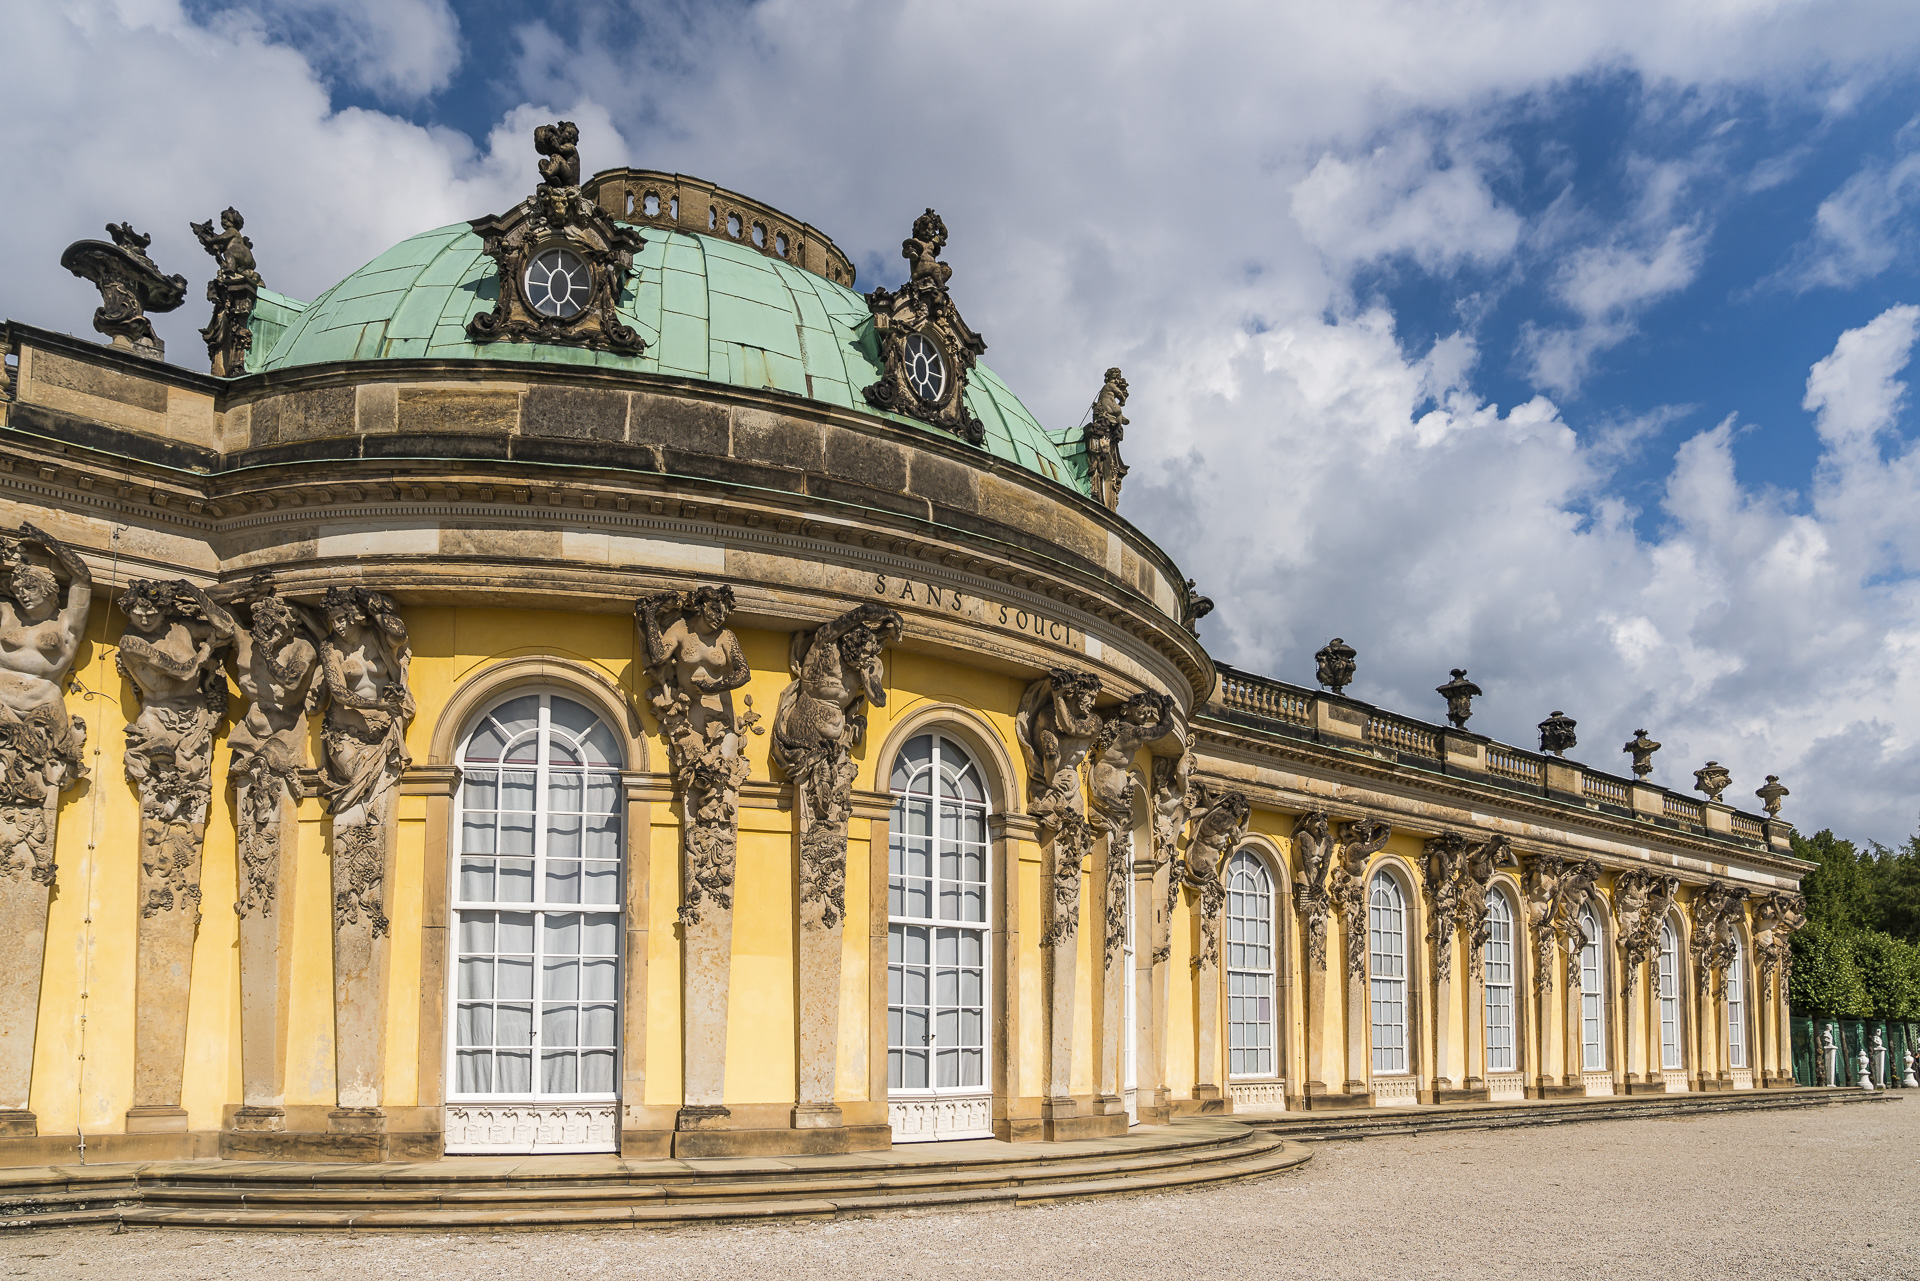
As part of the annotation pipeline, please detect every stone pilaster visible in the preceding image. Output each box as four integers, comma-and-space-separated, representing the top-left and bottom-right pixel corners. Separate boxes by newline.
0, 790, 59, 1137
232, 786, 299, 1131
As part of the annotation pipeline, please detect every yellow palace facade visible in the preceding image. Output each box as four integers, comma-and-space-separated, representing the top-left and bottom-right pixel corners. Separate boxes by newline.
0, 127, 1809, 1166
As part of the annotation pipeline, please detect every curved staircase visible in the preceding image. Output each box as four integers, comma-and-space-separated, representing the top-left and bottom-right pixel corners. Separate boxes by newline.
0, 1118, 1309, 1233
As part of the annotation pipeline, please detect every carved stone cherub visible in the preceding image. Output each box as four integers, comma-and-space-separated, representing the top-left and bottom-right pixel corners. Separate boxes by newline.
535, 119, 582, 192
1622, 728, 1661, 778
1315, 638, 1356, 694
903, 208, 953, 295
192, 207, 263, 377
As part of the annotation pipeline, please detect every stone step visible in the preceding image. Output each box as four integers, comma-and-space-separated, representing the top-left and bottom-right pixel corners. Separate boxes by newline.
1240, 1086, 1899, 1143
0, 1123, 1311, 1232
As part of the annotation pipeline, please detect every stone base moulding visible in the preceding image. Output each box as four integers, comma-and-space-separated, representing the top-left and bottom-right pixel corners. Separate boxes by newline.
1369, 1078, 1420, 1107
1485, 1073, 1527, 1102
1581, 1072, 1616, 1098
1730, 1068, 1755, 1090
1225, 1080, 1288, 1112
889, 1093, 994, 1142
443, 1104, 618, 1154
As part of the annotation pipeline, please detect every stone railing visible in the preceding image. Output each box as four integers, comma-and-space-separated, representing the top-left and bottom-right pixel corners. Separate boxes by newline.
1664, 794, 1704, 824
1486, 744, 1543, 785
1207, 665, 1781, 850
1583, 773, 1631, 805
1217, 670, 1312, 726
1365, 714, 1440, 760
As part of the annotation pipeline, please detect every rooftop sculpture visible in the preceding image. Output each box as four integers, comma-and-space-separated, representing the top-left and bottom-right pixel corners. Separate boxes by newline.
60, 223, 187, 358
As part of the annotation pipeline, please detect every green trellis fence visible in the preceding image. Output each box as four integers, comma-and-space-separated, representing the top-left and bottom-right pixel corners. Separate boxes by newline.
1790, 1016, 1920, 1088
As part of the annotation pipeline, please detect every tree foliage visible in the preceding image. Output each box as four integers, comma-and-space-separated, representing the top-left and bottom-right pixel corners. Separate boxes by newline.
1790, 922, 1870, 1018
1789, 822, 1920, 1017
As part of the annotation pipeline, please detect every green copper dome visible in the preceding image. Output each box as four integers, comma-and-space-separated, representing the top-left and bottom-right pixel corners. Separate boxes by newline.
255, 223, 1087, 494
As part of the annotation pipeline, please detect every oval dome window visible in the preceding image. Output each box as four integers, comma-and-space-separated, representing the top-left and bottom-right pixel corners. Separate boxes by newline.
903, 333, 947, 404
525, 247, 592, 319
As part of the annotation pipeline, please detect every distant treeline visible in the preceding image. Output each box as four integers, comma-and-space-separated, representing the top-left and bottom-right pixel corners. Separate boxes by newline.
1790, 828, 1920, 1018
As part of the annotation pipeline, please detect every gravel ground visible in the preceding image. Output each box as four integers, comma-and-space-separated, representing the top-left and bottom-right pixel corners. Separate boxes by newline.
4, 1099, 1912, 1280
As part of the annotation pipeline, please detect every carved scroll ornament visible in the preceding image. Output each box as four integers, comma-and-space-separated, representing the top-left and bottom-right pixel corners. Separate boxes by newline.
467, 121, 646, 355
770, 603, 903, 931
60, 223, 187, 358
0, 526, 91, 886
862, 209, 987, 446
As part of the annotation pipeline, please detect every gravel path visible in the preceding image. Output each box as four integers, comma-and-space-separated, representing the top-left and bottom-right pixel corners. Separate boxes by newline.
5, 1099, 1911, 1280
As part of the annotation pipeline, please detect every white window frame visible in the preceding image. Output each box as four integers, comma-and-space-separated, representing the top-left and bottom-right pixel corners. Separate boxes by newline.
1226, 850, 1277, 1079
1369, 870, 1409, 1075
1484, 888, 1516, 1073
1579, 905, 1605, 1072
1727, 934, 1747, 1069
1659, 919, 1682, 1070
446, 690, 624, 1115
886, 733, 993, 1124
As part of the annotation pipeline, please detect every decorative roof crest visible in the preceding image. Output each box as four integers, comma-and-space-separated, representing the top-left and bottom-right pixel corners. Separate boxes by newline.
861, 208, 987, 446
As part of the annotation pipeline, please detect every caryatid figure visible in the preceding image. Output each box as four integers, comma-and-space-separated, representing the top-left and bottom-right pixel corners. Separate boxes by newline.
224, 576, 324, 915
0, 524, 91, 876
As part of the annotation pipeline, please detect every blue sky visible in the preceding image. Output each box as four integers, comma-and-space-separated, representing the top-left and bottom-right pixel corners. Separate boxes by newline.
11, 1, 1920, 844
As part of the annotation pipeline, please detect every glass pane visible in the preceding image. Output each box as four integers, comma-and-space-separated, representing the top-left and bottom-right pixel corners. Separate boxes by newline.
456, 1002, 491, 1046
457, 957, 492, 1000
543, 959, 580, 1001
458, 913, 494, 954
464, 723, 506, 765
542, 1003, 579, 1047
548, 815, 583, 860
892, 736, 931, 792
459, 857, 495, 901
456, 1049, 490, 1093
581, 725, 619, 768
498, 913, 535, 953
547, 914, 582, 954
580, 1049, 615, 1092
541, 1051, 577, 1094
581, 957, 617, 1000
585, 776, 620, 817
582, 1003, 617, 1046
464, 772, 498, 812
550, 696, 597, 741
497, 1050, 531, 1093
491, 696, 539, 740
546, 860, 582, 904
502, 772, 536, 815
582, 915, 619, 954
549, 772, 584, 815
583, 863, 619, 905
498, 859, 534, 902
496, 1003, 533, 1045
461, 816, 497, 857
500, 810, 534, 856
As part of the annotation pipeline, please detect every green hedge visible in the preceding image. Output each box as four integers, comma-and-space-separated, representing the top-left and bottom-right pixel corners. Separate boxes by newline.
1790, 923, 1920, 1018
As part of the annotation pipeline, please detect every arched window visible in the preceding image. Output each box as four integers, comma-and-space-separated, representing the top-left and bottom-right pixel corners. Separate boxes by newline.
1659, 919, 1682, 1070
1727, 934, 1747, 1070
1226, 850, 1276, 1078
1369, 871, 1408, 1075
887, 734, 991, 1140
1484, 889, 1516, 1073
449, 692, 623, 1147
1579, 905, 1605, 1071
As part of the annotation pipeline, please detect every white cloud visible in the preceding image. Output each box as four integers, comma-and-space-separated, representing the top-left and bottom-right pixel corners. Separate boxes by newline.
1784, 145, 1920, 289
1290, 131, 1522, 272
11, 0, 1920, 845
203, 0, 464, 101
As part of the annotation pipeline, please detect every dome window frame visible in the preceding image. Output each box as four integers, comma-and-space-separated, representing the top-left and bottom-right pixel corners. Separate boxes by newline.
522, 243, 594, 321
